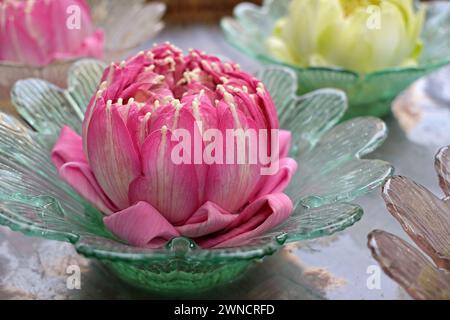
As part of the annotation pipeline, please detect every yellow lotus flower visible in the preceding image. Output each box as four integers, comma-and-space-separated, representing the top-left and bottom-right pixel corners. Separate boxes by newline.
267, 0, 426, 73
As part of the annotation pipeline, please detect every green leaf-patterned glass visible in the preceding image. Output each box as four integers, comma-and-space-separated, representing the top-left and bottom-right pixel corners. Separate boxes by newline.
0, 60, 392, 294
221, 0, 450, 119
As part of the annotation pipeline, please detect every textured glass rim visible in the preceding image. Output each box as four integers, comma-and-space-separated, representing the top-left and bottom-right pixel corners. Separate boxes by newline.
220, 0, 450, 80
0, 205, 283, 262
0, 58, 392, 263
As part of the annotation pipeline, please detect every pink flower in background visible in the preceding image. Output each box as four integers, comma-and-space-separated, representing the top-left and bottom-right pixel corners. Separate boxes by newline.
0, 0, 104, 66
51, 43, 297, 248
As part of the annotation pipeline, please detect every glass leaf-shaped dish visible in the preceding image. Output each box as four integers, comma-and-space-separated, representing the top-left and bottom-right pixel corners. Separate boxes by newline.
0, 60, 392, 294
221, 0, 450, 119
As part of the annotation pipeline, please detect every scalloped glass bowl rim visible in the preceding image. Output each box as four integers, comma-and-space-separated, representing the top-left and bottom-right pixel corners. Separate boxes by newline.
0, 209, 286, 263
0, 59, 384, 264
74, 202, 363, 263
1, 198, 363, 263
77, 237, 286, 263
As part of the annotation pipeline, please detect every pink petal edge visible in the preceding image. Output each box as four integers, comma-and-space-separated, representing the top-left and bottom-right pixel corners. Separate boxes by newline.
86, 105, 141, 210
129, 127, 202, 225
252, 157, 298, 199
59, 161, 116, 215
51, 126, 86, 170
104, 201, 180, 248
176, 201, 238, 238
279, 130, 292, 159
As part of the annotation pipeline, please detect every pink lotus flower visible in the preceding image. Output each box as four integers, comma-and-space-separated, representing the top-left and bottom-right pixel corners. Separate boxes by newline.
0, 0, 104, 66
51, 43, 297, 248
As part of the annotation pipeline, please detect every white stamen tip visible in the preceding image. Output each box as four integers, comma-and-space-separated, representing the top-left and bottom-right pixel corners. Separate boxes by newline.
223, 90, 236, 111
161, 96, 173, 104
155, 75, 165, 83
161, 125, 168, 133
127, 98, 135, 105
224, 63, 233, 72
117, 98, 123, 105
173, 99, 182, 110
216, 84, 227, 94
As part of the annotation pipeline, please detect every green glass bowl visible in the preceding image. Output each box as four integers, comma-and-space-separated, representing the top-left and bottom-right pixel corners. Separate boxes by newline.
0, 60, 392, 295
221, 0, 450, 119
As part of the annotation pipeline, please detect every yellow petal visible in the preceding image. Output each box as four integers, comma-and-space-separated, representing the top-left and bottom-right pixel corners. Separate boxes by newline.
267, 0, 426, 73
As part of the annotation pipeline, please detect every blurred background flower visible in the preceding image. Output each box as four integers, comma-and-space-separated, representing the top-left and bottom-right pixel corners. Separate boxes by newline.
221, 0, 450, 118
0, 0, 104, 66
368, 146, 450, 300
0, 0, 165, 105
267, 0, 425, 73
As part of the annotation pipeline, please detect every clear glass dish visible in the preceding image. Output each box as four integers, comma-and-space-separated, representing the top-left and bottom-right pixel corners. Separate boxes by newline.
368, 146, 450, 300
221, 0, 450, 119
0, 0, 165, 100
0, 60, 392, 294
